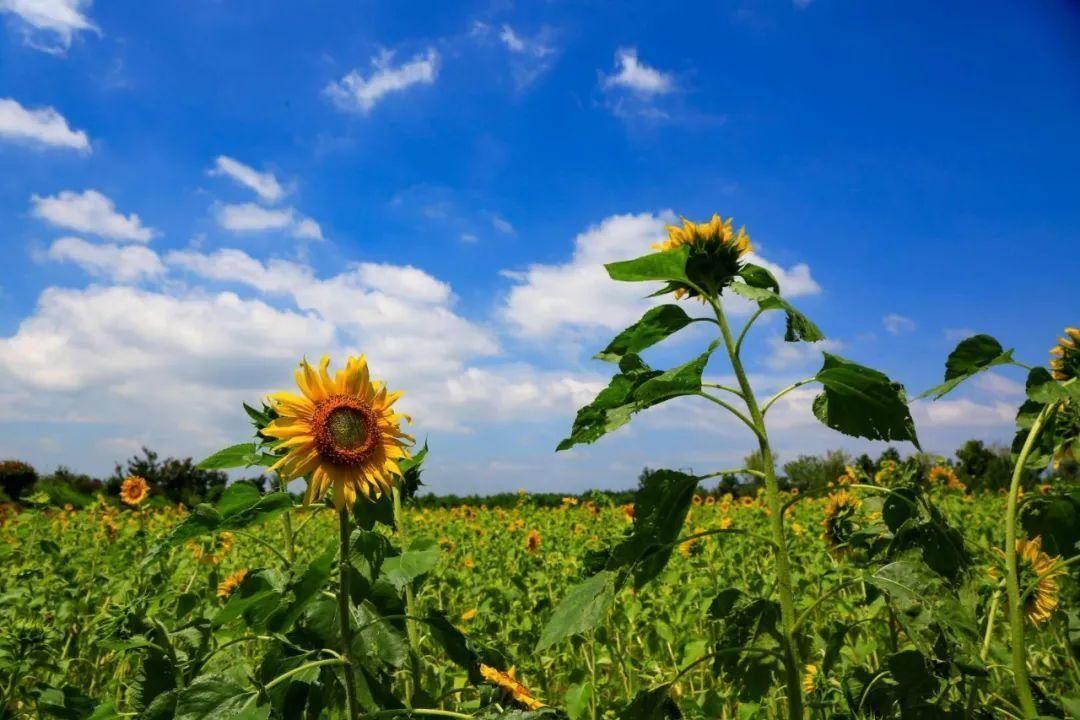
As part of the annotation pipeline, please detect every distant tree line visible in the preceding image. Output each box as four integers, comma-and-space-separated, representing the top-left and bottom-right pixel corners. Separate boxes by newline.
0, 439, 1075, 509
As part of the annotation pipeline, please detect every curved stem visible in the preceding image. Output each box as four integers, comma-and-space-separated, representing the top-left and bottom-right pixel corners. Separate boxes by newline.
762, 377, 817, 416
702, 382, 746, 399
707, 295, 803, 720
366, 710, 475, 720
338, 507, 362, 720
265, 657, 347, 691
231, 530, 291, 569
699, 468, 764, 481
1004, 403, 1056, 719
735, 307, 765, 358
695, 392, 762, 439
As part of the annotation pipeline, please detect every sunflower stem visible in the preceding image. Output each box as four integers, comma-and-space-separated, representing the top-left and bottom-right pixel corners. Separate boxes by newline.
338, 507, 362, 720
1004, 403, 1055, 719
277, 474, 296, 564
708, 294, 804, 720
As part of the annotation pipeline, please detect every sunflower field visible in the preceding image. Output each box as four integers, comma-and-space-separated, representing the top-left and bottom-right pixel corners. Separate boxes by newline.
1, 214, 1079, 720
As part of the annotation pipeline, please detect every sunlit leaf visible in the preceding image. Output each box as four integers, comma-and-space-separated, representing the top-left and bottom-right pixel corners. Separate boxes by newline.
536, 571, 618, 651
595, 305, 696, 363
728, 283, 823, 342
919, 334, 1015, 400
605, 247, 691, 284
813, 353, 919, 448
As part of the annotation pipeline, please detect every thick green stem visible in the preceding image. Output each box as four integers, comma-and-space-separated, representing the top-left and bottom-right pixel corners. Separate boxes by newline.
338, 508, 362, 720
277, 474, 295, 563
1004, 404, 1055, 719
709, 296, 804, 720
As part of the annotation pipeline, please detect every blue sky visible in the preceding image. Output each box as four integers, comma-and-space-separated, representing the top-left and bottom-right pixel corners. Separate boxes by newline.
0, 0, 1078, 494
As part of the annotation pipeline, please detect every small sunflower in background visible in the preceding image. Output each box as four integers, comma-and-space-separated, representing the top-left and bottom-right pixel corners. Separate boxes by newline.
1049, 327, 1080, 381
822, 490, 861, 549
650, 214, 753, 299
120, 475, 149, 506
263, 355, 413, 510
928, 465, 966, 492
999, 536, 1065, 626
802, 664, 819, 695
526, 529, 542, 554
479, 664, 544, 711
217, 569, 248, 599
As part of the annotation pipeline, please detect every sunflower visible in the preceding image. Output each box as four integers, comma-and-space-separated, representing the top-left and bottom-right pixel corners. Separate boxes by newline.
263, 355, 413, 510
1049, 327, 1080, 381
460, 608, 477, 623
1001, 536, 1066, 626
874, 460, 898, 485
802, 664, 819, 695
836, 465, 857, 486
479, 664, 544, 711
822, 490, 861, 549
928, 465, 966, 491
217, 569, 248, 599
650, 214, 753, 299
526, 529, 542, 553
120, 475, 149, 506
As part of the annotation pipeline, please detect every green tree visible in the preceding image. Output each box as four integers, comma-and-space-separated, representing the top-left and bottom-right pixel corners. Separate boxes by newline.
109, 447, 227, 506
0, 460, 37, 501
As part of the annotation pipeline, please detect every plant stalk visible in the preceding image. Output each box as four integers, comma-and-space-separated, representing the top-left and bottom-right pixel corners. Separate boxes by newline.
338, 507, 362, 720
393, 486, 425, 704
1004, 404, 1055, 719
709, 295, 804, 720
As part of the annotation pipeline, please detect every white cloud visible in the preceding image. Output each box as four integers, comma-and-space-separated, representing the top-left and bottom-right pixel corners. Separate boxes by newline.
911, 398, 1017, 429
0, 98, 89, 150
325, 48, 439, 113
492, 214, 514, 234
31, 190, 154, 242
764, 335, 841, 371
603, 48, 673, 95
0, 0, 96, 52
973, 371, 1025, 399
47, 237, 164, 282
883, 313, 916, 335
499, 211, 821, 342
209, 156, 285, 203
215, 203, 323, 240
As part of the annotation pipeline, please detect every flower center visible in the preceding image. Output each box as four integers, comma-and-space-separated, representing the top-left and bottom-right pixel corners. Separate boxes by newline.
313, 395, 380, 466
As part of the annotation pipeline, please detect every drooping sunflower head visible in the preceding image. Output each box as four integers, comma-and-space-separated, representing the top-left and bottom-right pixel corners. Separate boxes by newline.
217, 568, 248, 599
651, 214, 753, 299
120, 475, 149, 506
822, 490, 861, 549
1013, 536, 1065, 626
479, 664, 544, 711
526, 529, 542, 553
1049, 328, 1080, 382
1052, 401, 1080, 470
263, 355, 413, 510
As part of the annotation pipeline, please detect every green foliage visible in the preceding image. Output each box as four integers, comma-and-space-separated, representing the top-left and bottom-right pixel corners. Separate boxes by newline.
0, 459, 38, 500
111, 447, 227, 506
812, 353, 920, 448
595, 305, 696, 363
920, 334, 1016, 400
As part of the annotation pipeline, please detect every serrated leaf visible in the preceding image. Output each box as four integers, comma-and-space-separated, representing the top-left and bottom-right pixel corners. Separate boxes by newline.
729, 283, 824, 342
174, 674, 264, 720
536, 571, 617, 651
558, 350, 713, 451
813, 353, 919, 448
596, 305, 696, 363
920, 334, 1015, 400
738, 263, 780, 292
381, 537, 439, 591
605, 247, 691, 284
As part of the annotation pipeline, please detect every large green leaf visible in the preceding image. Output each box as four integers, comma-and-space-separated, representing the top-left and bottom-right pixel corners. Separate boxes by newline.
536, 571, 618, 651
174, 674, 266, 720
618, 684, 681, 720
603, 469, 700, 588
812, 353, 920, 448
605, 247, 691, 284
919, 334, 1015, 400
729, 283, 824, 342
558, 350, 713, 451
595, 305, 696, 363
738, 263, 780, 293
381, 537, 440, 591
197, 443, 276, 470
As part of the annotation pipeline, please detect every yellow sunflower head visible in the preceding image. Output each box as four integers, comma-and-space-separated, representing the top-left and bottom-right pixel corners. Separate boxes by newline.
1049, 328, 1080, 381
120, 475, 149, 506
802, 664, 819, 695
479, 664, 544, 711
1013, 536, 1065, 626
650, 214, 753, 299
264, 355, 414, 510
928, 465, 965, 491
217, 568, 248, 599
526, 529, 542, 553
822, 490, 861, 549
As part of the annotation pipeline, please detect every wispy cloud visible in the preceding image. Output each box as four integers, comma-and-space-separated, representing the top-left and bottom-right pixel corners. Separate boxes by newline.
47, 236, 164, 282
603, 48, 674, 96
31, 190, 154, 242
0, 98, 90, 151
0, 0, 97, 53
215, 202, 323, 241
883, 313, 916, 335
209, 156, 285, 203
325, 48, 439, 113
